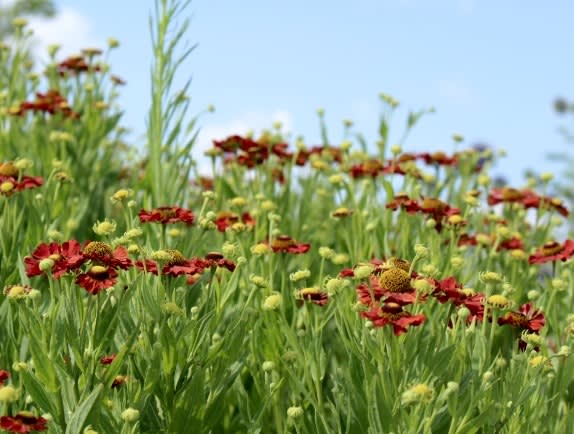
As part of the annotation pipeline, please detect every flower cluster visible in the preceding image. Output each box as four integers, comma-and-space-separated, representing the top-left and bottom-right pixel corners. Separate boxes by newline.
11, 89, 80, 119
0, 162, 43, 196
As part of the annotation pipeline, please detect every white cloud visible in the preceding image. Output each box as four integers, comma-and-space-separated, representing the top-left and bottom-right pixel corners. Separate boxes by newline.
193, 110, 294, 174
437, 79, 476, 106
457, 0, 476, 15
26, 7, 101, 61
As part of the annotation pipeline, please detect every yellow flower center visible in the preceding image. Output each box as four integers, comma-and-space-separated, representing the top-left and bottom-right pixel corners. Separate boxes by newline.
379, 268, 412, 293
0, 162, 18, 177
384, 257, 411, 272
0, 181, 14, 193
421, 198, 446, 211
83, 241, 113, 257
165, 249, 186, 266
541, 241, 563, 256
431, 151, 447, 161
271, 236, 296, 250
48, 253, 62, 261
159, 208, 177, 219
216, 211, 238, 222
501, 188, 523, 201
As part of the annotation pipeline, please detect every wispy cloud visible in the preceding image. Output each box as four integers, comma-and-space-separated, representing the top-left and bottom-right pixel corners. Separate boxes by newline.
27, 7, 101, 61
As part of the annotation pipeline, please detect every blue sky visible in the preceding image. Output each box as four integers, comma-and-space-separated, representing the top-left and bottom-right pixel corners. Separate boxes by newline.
27, 0, 574, 184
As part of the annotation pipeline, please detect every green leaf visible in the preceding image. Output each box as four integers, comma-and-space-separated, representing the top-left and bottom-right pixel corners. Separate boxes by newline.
65, 384, 103, 434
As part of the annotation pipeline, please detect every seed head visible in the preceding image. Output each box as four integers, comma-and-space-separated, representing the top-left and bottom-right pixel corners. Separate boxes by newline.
263, 293, 282, 311
379, 268, 412, 293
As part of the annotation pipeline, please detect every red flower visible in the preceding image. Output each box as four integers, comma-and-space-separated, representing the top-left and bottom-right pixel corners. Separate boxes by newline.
203, 252, 236, 272
76, 266, 118, 295
457, 233, 478, 247
356, 268, 420, 306
135, 259, 159, 275
487, 187, 539, 207
0, 175, 44, 195
385, 194, 418, 211
24, 240, 84, 278
523, 195, 569, 217
0, 412, 48, 433
296, 287, 329, 306
13, 89, 80, 119
498, 303, 545, 333
57, 55, 101, 75
428, 277, 485, 322
361, 302, 425, 336
138, 206, 195, 225
82, 242, 132, 270
498, 237, 523, 251
349, 159, 385, 178
396, 197, 461, 231
269, 235, 310, 254
498, 303, 545, 351
528, 240, 574, 264
0, 370, 9, 385
416, 151, 458, 166
100, 354, 116, 365
111, 375, 127, 389
214, 211, 255, 232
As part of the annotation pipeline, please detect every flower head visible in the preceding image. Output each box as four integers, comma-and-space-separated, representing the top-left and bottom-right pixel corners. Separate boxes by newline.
361, 302, 425, 335
529, 240, 574, 264
296, 287, 329, 306
24, 240, 84, 278
269, 235, 310, 254
0, 412, 48, 433
138, 206, 195, 225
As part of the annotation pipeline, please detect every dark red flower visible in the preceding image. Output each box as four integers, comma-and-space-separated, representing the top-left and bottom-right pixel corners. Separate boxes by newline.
100, 354, 116, 365
529, 240, 574, 264
138, 206, 195, 225
13, 89, 80, 119
161, 250, 208, 277
111, 375, 127, 389
356, 266, 421, 306
57, 55, 101, 76
0, 412, 48, 433
349, 159, 385, 178
457, 233, 478, 247
135, 259, 159, 275
522, 195, 570, 217
498, 303, 545, 332
487, 187, 539, 207
397, 197, 461, 231
203, 252, 236, 272
381, 161, 421, 178
0, 370, 9, 385
498, 303, 545, 351
296, 287, 329, 306
416, 151, 458, 166
498, 237, 523, 251
428, 277, 485, 322
269, 235, 310, 254
24, 240, 84, 279
82, 242, 132, 270
361, 302, 425, 336
385, 194, 417, 211
0, 175, 44, 195
76, 266, 118, 295
214, 211, 255, 232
